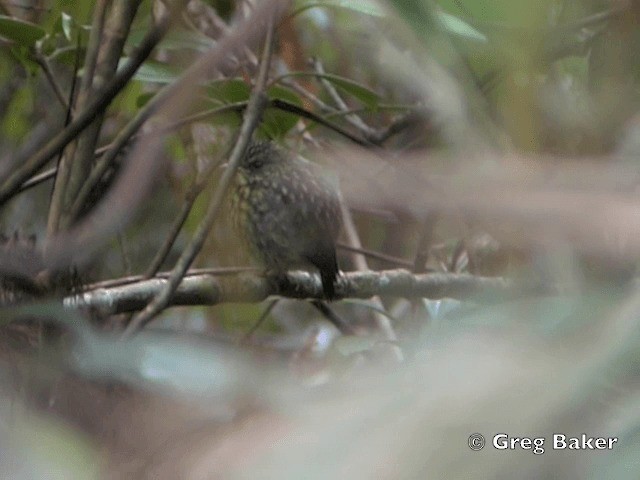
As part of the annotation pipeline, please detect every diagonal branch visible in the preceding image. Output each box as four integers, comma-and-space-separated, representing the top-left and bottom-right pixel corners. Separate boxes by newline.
0, 0, 187, 206
41, 0, 289, 277
123, 14, 278, 336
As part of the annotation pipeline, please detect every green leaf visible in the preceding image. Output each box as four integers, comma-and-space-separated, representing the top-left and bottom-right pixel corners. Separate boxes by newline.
61, 12, 74, 41
261, 85, 303, 138
207, 78, 251, 103
384, 0, 439, 42
113, 79, 144, 114
292, 0, 386, 18
48, 46, 85, 66
126, 59, 180, 84
276, 72, 381, 109
128, 27, 215, 52
0, 15, 45, 47
136, 91, 155, 108
436, 10, 487, 43
160, 29, 216, 52
10, 45, 39, 76
1, 82, 34, 142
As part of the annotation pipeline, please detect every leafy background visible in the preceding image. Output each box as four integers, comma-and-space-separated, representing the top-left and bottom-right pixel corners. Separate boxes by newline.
0, 0, 639, 478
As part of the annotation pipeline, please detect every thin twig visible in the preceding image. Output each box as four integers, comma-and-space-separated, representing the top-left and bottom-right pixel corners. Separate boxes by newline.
413, 213, 439, 273
117, 230, 132, 275
85, 96, 367, 178
16, 167, 57, 193
0, 0, 186, 205
311, 300, 356, 335
70, 101, 246, 223
340, 201, 400, 347
66, 84, 162, 225
46, 30, 83, 236
311, 63, 402, 344
83, 266, 258, 291
270, 98, 369, 146
18, 101, 237, 195
144, 195, 198, 278
144, 158, 221, 278
313, 57, 379, 140
33, 53, 71, 112
48, 0, 118, 235
284, 62, 415, 146
41, 0, 288, 276
79, 0, 109, 96
366, 111, 424, 145
337, 242, 414, 269
123, 15, 278, 336
92, 102, 247, 157
63, 0, 144, 216
241, 299, 279, 342
73, 81, 372, 223
279, 76, 336, 112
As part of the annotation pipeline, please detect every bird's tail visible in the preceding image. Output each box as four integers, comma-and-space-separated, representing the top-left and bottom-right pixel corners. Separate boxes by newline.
307, 248, 339, 300
320, 266, 337, 300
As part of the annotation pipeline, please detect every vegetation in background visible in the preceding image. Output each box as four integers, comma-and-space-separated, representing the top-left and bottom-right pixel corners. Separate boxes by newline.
0, 0, 639, 478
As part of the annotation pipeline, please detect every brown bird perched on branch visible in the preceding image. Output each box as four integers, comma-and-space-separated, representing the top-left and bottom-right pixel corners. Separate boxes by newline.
231, 140, 342, 299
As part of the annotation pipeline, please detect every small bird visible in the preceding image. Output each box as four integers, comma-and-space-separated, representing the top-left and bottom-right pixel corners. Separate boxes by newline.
231, 140, 342, 299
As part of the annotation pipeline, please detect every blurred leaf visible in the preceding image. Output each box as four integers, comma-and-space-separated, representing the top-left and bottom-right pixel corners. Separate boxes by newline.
1, 83, 34, 142
332, 335, 377, 355
128, 27, 215, 52
262, 84, 303, 138
184, 185, 210, 233
165, 134, 187, 166
136, 91, 155, 108
48, 46, 85, 66
3, 408, 100, 480
129, 59, 180, 84
0, 15, 45, 47
389, 1, 485, 43
277, 72, 381, 109
10, 45, 39, 76
60, 12, 74, 41
71, 328, 260, 398
113, 78, 145, 114
437, 10, 487, 43
207, 78, 251, 103
3, 305, 260, 398
216, 302, 279, 332
292, 0, 385, 17
41, 12, 90, 57
342, 298, 398, 320
160, 29, 216, 52
384, 0, 438, 41
41, 1, 92, 32
423, 298, 461, 321
438, 0, 555, 25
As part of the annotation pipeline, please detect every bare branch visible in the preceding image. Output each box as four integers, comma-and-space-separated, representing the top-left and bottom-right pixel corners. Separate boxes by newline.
48, 0, 132, 234
67, 269, 525, 315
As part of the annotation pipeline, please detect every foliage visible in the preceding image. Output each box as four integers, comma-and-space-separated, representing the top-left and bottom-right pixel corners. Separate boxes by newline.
0, 0, 639, 478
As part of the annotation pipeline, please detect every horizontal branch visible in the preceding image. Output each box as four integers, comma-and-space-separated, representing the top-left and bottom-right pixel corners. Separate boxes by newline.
65, 269, 543, 315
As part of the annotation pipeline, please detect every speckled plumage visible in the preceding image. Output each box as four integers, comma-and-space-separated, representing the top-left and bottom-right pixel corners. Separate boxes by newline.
231, 140, 341, 299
